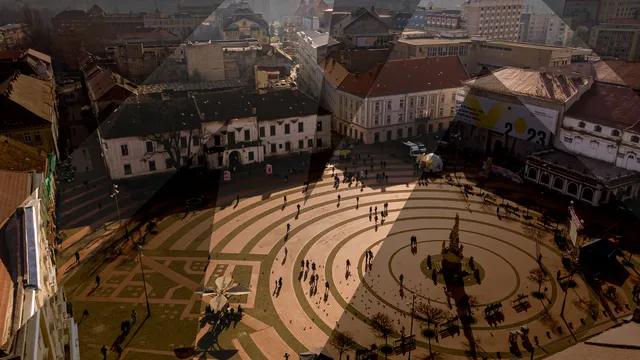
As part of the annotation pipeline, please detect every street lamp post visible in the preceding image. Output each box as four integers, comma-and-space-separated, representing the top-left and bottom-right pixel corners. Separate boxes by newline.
408, 294, 416, 360
137, 245, 151, 316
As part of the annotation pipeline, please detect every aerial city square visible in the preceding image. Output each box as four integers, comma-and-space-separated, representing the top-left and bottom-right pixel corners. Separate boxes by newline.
0, 0, 639, 360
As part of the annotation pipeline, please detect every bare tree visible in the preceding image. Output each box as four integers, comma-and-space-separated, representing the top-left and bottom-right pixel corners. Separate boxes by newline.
528, 268, 549, 293
328, 331, 355, 360
133, 99, 209, 170
415, 302, 446, 331
370, 312, 395, 346
21, 4, 52, 53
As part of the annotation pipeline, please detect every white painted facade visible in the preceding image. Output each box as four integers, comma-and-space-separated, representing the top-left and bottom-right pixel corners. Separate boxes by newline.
104, 115, 332, 179
335, 88, 460, 144
555, 116, 640, 172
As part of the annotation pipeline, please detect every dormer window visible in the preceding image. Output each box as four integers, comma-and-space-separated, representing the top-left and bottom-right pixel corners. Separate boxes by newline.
631, 135, 639, 143
578, 121, 586, 128
611, 129, 620, 137
594, 125, 602, 132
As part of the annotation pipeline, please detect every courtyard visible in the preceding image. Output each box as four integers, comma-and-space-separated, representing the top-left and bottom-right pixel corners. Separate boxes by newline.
61, 143, 639, 359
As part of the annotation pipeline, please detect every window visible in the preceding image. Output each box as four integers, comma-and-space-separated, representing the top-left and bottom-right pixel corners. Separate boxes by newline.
165, 159, 172, 169
386, 100, 391, 110
23, 133, 32, 144
124, 164, 132, 175
438, 122, 443, 131
409, 97, 415, 108
270, 125, 276, 136
299, 139, 304, 149
631, 135, 639, 143
564, 137, 573, 143
386, 114, 391, 123
399, 99, 404, 108
611, 129, 620, 137
260, 126, 266, 137
419, 97, 425, 107
308, 139, 313, 148
374, 115, 380, 125
590, 140, 599, 149
439, 108, 444, 117
285, 124, 290, 134
248, 151, 254, 161
582, 187, 594, 202
149, 161, 156, 171
146, 141, 153, 153
594, 125, 602, 132
194, 135, 201, 146
33, 132, 42, 144
398, 113, 404, 122
227, 132, 235, 145
180, 136, 188, 148
441, 94, 445, 102
527, 168, 538, 180
121, 144, 129, 156
271, 143, 277, 153
317, 121, 323, 131
297, 122, 304, 132
317, 138, 322, 147
553, 177, 564, 190
397, 128, 403, 138
567, 183, 578, 196
241, 129, 249, 141
539, 173, 550, 185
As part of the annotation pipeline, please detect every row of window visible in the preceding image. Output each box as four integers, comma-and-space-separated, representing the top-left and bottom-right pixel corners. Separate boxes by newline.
527, 168, 596, 202
22, 132, 43, 144
577, 121, 640, 142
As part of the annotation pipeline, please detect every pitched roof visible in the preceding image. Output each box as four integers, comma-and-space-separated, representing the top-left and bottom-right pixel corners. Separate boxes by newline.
464, 67, 589, 103
594, 60, 640, 90
338, 56, 469, 97
565, 83, 640, 132
321, 58, 349, 88
0, 73, 53, 124
25, 49, 51, 65
0, 136, 48, 173
0, 170, 31, 223
194, 89, 326, 122
102, 97, 201, 139
111, 29, 180, 41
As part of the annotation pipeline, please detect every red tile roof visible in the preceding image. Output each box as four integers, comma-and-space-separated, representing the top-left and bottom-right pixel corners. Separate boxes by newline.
338, 56, 468, 97
565, 83, 640, 132
594, 60, 640, 90
0, 170, 31, 224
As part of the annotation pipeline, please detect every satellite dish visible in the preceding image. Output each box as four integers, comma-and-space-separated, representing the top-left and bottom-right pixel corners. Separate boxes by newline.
225, 284, 251, 296
215, 276, 233, 291
209, 294, 229, 312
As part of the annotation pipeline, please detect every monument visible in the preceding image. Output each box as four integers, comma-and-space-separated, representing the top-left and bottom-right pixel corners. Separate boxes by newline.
441, 214, 465, 283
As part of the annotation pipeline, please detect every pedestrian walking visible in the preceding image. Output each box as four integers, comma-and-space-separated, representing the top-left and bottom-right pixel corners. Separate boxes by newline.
346, 259, 351, 270
284, 195, 287, 204
386, 175, 389, 182
74, 251, 80, 264
82, 309, 89, 318
98, 203, 102, 210
95, 275, 101, 287
370, 163, 374, 171
356, 197, 359, 206
399, 274, 404, 286
306, 260, 309, 269
380, 160, 383, 168
369, 206, 372, 214
278, 277, 283, 288
301, 259, 305, 270
284, 247, 288, 257
365, 251, 369, 263
374, 215, 378, 224
236, 193, 240, 205
297, 204, 301, 213
374, 206, 377, 215
312, 262, 316, 271
325, 281, 330, 291
100, 345, 107, 359
286, 223, 291, 233
382, 171, 385, 179
131, 309, 137, 323
338, 194, 341, 202
384, 161, 387, 168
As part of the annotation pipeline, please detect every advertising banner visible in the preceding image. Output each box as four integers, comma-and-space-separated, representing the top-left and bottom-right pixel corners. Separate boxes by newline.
223, 171, 231, 181
266, 164, 273, 175
455, 94, 559, 146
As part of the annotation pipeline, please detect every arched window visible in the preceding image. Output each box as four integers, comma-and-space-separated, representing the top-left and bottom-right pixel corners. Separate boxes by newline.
527, 167, 538, 180
594, 125, 602, 132
611, 129, 620, 137
553, 177, 564, 190
631, 135, 639, 143
582, 187, 594, 202
567, 183, 578, 196
539, 172, 550, 185
578, 121, 586, 128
